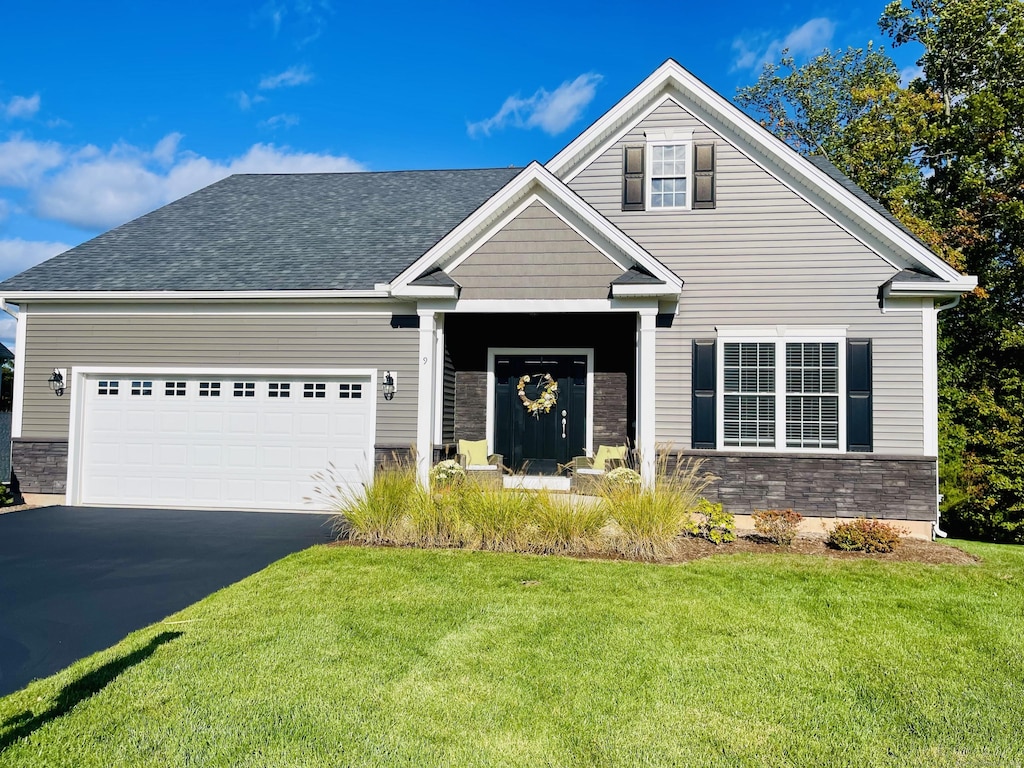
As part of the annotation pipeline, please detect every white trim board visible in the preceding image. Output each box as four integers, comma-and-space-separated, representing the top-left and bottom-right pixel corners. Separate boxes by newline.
485, 347, 595, 460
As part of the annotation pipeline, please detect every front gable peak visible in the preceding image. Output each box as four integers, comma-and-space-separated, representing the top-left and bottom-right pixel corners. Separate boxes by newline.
389, 162, 682, 300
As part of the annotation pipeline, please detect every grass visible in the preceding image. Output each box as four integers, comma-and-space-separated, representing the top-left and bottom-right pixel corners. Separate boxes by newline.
2, 540, 1023, 767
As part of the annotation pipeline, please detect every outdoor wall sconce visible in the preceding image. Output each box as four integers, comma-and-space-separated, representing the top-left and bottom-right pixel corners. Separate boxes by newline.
382, 371, 396, 401
48, 368, 67, 397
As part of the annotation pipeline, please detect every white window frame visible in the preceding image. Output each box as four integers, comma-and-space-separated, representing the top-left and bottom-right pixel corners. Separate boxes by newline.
715, 327, 848, 453
646, 130, 692, 211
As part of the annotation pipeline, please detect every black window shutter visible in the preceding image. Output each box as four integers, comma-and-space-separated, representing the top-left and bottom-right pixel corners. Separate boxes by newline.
692, 143, 715, 209
847, 339, 873, 452
692, 339, 717, 449
622, 145, 645, 211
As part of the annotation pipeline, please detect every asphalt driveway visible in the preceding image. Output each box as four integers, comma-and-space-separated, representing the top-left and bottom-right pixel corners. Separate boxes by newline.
0, 506, 334, 697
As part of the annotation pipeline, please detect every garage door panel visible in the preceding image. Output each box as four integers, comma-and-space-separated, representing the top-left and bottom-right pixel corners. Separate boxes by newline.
78, 373, 373, 511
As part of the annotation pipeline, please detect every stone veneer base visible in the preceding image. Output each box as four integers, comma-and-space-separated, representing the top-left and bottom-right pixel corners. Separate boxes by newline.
12, 439, 68, 495
681, 450, 938, 522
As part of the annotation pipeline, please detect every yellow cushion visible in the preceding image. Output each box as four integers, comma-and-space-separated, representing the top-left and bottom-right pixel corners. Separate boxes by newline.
592, 445, 626, 472
459, 439, 490, 466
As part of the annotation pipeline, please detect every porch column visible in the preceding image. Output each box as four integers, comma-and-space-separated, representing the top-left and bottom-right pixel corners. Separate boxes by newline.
637, 308, 657, 488
416, 309, 436, 486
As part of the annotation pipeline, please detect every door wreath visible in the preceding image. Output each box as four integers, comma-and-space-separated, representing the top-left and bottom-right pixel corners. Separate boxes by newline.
517, 373, 558, 417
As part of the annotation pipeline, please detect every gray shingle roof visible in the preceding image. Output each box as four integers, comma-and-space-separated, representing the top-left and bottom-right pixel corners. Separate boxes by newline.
885, 268, 947, 285
0, 168, 522, 292
611, 266, 663, 285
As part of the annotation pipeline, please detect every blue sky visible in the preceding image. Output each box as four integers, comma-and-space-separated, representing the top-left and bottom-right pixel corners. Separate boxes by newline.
0, 0, 920, 345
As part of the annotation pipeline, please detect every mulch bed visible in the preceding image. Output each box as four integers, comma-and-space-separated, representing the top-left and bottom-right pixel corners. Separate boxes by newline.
666, 533, 979, 565
330, 534, 979, 566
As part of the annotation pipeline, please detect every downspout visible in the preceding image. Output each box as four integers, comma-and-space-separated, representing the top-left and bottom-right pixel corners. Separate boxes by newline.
0, 299, 16, 320
932, 294, 961, 538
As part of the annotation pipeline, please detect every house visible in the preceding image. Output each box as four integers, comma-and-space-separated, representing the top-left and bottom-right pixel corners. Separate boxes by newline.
0, 60, 976, 538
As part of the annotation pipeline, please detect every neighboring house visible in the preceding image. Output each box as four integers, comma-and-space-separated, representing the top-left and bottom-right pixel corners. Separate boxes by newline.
0, 60, 976, 537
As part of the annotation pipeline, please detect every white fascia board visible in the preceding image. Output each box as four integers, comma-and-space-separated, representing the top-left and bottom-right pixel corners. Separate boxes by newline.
546, 59, 975, 286
610, 282, 678, 298
716, 325, 849, 339
388, 161, 682, 294
389, 285, 459, 299
0, 289, 391, 304
883, 277, 978, 298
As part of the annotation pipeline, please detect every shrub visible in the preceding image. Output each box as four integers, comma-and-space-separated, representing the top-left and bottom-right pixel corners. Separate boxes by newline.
694, 498, 735, 544
827, 518, 906, 553
752, 509, 803, 546
316, 462, 421, 545
601, 454, 717, 561
528, 491, 607, 554
429, 460, 466, 490
605, 466, 642, 490
458, 485, 535, 551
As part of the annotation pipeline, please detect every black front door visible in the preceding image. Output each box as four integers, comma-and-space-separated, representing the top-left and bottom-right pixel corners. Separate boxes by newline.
494, 353, 587, 474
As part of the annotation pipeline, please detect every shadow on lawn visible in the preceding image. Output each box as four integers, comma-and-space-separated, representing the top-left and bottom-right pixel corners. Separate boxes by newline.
0, 631, 183, 753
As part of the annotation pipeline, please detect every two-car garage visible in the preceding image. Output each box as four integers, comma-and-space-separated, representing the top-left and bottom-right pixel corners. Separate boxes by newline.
67, 369, 376, 511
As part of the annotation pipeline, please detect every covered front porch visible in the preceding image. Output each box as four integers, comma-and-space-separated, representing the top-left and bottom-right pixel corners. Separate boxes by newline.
413, 307, 662, 486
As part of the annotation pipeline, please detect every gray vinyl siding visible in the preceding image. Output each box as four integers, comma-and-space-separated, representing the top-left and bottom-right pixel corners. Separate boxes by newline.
450, 201, 622, 300
570, 98, 926, 454
20, 308, 419, 446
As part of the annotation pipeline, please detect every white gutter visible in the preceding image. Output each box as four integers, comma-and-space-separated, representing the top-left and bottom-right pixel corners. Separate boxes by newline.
0, 299, 16, 319
932, 294, 961, 539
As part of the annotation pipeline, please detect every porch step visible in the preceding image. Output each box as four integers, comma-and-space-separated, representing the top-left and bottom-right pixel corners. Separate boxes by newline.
503, 475, 571, 491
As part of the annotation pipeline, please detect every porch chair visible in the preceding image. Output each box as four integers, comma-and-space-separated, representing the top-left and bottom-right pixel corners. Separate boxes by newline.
571, 444, 628, 494
456, 439, 505, 487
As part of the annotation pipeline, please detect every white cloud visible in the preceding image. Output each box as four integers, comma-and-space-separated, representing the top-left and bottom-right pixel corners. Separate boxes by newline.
261, 113, 300, 129
0, 238, 71, 280
234, 90, 267, 111
259, 65, 313, 90
0, 136, 65, 187
4, 93, 41, 120
732, 18, 837, 71
468, 73, 602, 138
32, 137, 363, 230
900, 64, 924, 85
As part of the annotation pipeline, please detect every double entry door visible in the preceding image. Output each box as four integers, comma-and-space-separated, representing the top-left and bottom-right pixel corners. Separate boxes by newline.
493, 353, 587, 474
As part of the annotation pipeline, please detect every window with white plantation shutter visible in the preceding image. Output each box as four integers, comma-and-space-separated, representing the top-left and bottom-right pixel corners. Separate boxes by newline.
723, 342, 776, 447
785, 342, 840, 448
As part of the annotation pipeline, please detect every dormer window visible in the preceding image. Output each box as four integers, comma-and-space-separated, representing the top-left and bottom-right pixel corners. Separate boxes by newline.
649, 142, 690, 209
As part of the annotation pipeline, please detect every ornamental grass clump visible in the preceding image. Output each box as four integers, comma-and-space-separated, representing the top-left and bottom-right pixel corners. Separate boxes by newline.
316, 461, 422, 545
458, 484, 536, 551
752, 509, 804, 546
601, 454, 718, 561
827, 517, 906, 553
528, 490, 607, 554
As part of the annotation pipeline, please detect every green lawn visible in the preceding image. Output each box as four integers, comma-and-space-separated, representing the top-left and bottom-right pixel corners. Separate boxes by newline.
2, 542, 1022, 767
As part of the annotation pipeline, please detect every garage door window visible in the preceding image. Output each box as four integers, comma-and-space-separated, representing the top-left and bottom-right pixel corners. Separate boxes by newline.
98, 380, 119, 396
304, 382, 326, 398
268, 382, 291, 398
199, 382, 220, 397
165, 381, 187, 396
233, 382, 256, 397
130, 381, 153, 396
339, 383, 362, 399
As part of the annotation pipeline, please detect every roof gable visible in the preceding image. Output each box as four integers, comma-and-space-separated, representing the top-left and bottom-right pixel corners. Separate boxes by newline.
389, 162, 682, 299
547, 59, 976, 293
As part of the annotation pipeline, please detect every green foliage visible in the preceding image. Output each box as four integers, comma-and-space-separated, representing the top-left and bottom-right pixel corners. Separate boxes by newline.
428, 459, 466, 490
527, 491, 606, 554
599, 456, 718, 561
604, 466, 641, 489
752, 509, 804, 546
694, 498, 736, 544
739, 0, 1024, 542
318, 462, 421, 545
0, 483, 12, 506
452, 486, 534, 552
827, 517, 907, 552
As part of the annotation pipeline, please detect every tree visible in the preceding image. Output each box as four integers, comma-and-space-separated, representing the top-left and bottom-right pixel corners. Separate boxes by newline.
737, 0, 1024, 542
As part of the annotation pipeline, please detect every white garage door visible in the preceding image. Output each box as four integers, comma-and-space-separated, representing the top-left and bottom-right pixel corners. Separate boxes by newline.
74, 372, 374, 511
